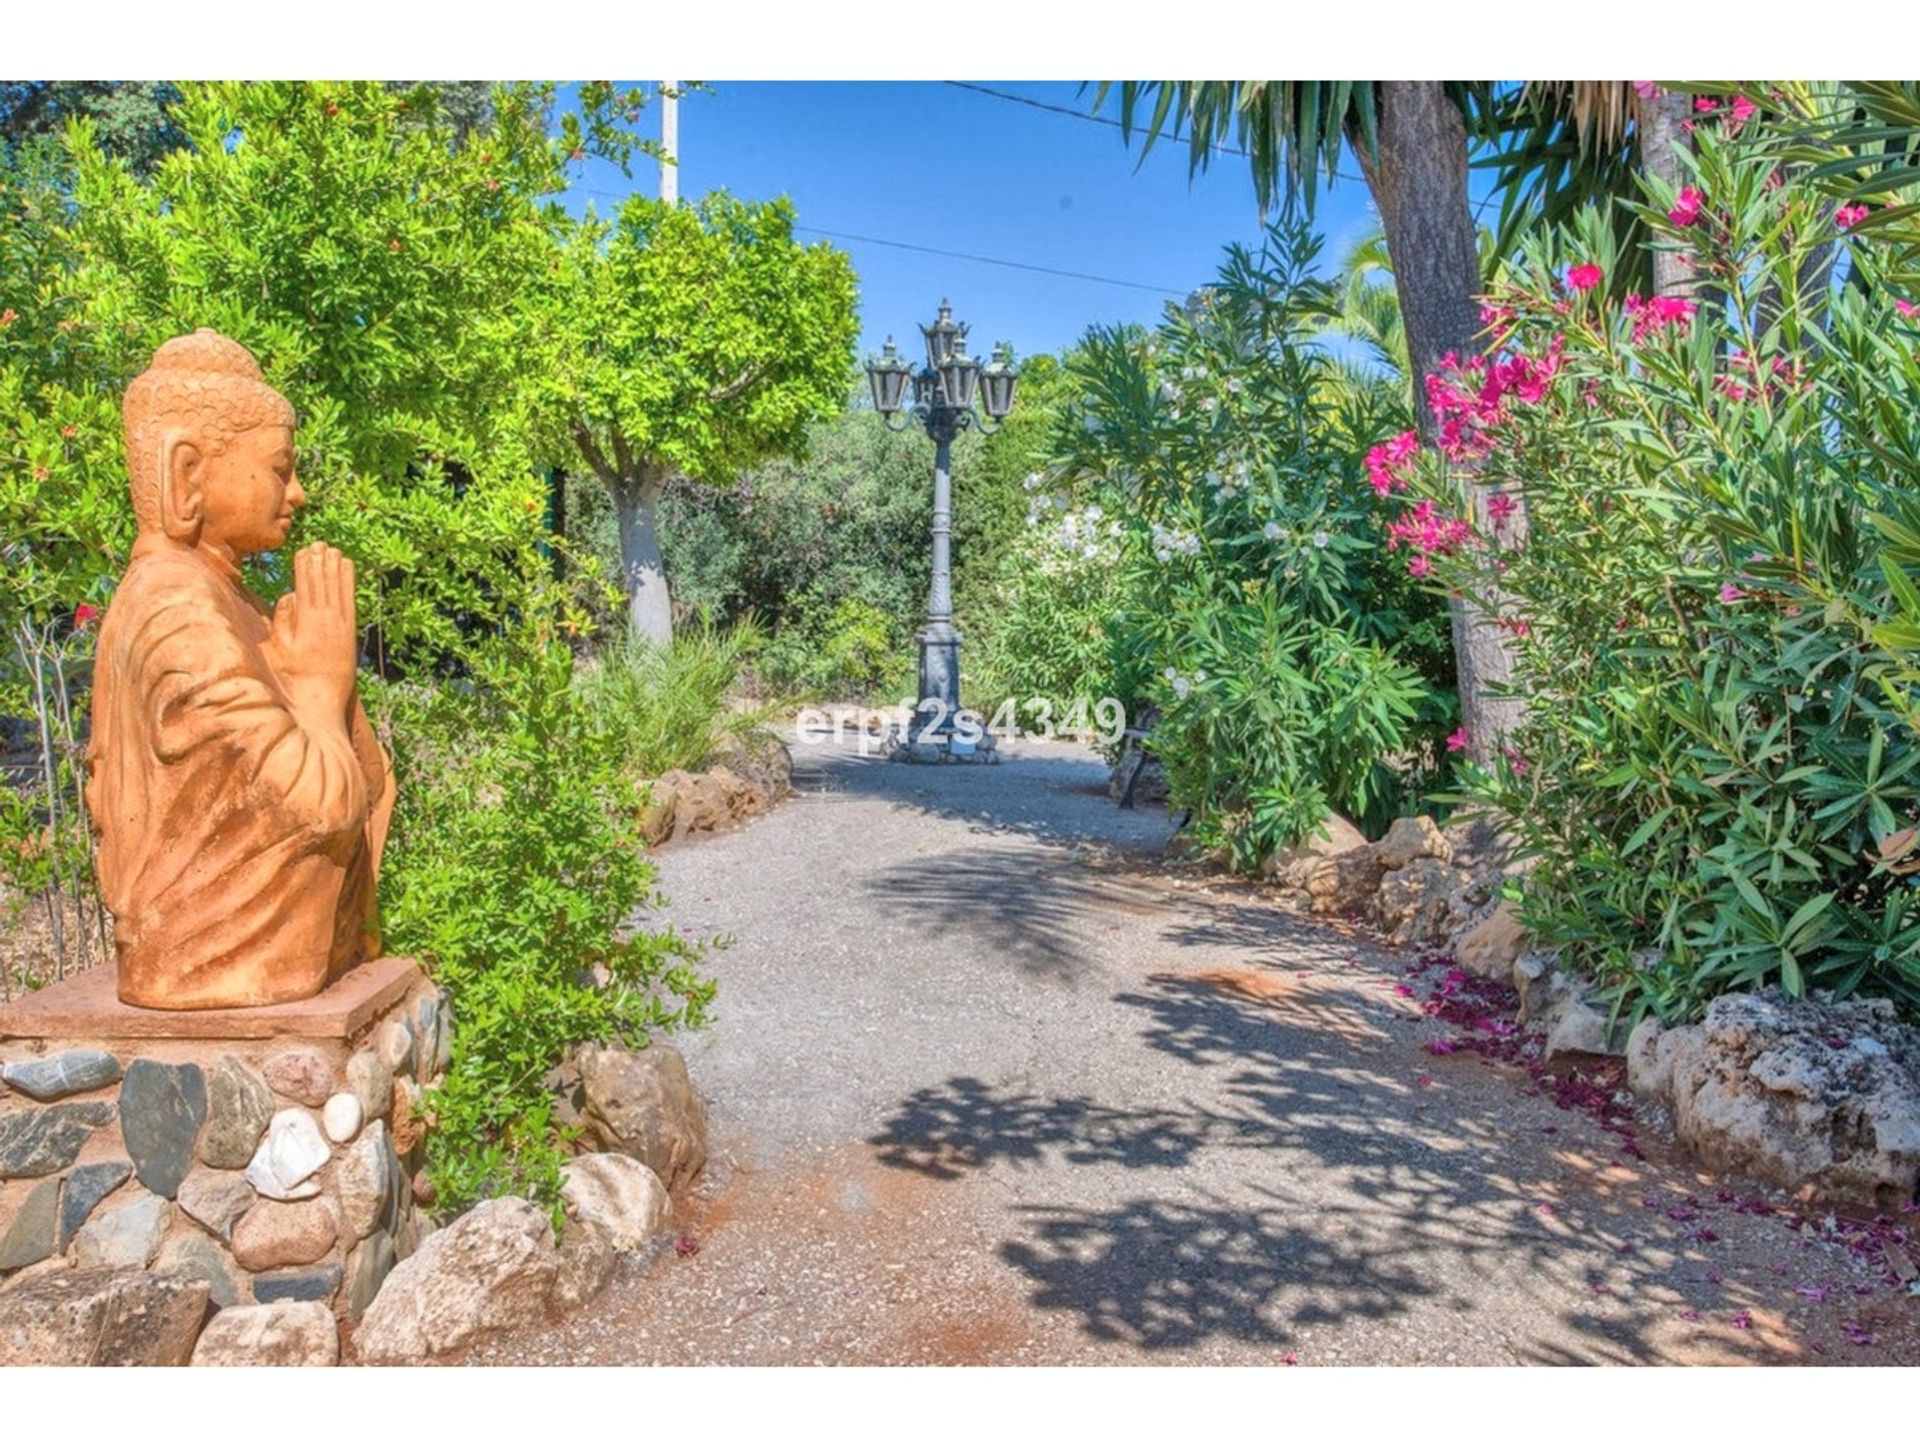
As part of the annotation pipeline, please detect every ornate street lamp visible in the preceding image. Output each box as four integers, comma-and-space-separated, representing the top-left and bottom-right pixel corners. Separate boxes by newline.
864, 300, 1019, 755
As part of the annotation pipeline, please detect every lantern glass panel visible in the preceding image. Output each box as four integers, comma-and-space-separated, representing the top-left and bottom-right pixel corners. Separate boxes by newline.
941, 355, 980, 411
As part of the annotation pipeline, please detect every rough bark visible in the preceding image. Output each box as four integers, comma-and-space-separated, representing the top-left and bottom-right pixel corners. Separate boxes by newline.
1632, 87, 1696, 298
1362, 81, 1524, 757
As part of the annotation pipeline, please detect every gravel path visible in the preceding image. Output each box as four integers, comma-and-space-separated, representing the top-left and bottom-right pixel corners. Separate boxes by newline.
462, 738, 1920, 1366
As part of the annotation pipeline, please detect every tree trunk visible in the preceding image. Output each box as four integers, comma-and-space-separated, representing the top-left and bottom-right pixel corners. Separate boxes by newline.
1363, 80, 1524, 758
612, 466, 673, 647
1632, 87, 1696, 298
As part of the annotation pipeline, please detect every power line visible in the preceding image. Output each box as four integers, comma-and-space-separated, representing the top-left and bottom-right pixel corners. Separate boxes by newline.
570, 187, 1187, 296
943, 81, 1372, 188
946, 81, 1499, 220
792, 225, 1186, 297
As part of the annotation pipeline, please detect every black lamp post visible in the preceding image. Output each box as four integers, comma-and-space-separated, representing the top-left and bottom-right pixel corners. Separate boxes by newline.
866, 302, 1018, 749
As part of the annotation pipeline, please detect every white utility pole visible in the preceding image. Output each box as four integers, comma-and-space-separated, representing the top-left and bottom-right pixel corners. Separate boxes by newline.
660, 81, 679, 204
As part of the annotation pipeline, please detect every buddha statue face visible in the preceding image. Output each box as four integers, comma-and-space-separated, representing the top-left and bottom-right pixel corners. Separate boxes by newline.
187, 423, 305, 560
123, 329, 302, 561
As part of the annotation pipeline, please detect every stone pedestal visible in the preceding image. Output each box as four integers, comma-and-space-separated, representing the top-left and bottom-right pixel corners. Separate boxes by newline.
0, 956, 449, 1359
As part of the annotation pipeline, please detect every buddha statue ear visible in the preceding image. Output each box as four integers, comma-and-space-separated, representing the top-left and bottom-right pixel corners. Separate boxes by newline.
157, 430, 205, 544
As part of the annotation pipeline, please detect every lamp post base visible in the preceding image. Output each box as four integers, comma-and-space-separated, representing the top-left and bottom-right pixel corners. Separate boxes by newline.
908, 621, 962, 741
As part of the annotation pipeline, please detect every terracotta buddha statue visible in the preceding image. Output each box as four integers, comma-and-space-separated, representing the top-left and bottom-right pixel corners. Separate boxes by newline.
87, 329, 393, 1009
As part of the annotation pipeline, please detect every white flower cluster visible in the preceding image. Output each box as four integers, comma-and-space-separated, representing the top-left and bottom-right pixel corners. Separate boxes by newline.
1151, 522, 1201, 562
1203, 460, 1253, 500
1045, 505, 1120, 565
1162, 664, 1207, 701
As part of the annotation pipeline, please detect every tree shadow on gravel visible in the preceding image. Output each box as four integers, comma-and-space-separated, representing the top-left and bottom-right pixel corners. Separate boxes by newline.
865, 969, 1789, 1362
860, 845, 1181, 980
792, 743, 1176, 858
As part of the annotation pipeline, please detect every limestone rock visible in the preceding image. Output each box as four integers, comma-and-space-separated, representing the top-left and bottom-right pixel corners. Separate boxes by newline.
230, 1198, 337, 1272
0, 1176, 62, 1273
1259, 814, 1367, 888
1625, 1016, 1671, 1102
561, 1152, 672, 1252
390, 1078, 425, 1157
1373, 858, 1472, 947
639, 774, 680, 846
346, 1049, 393, 1120
244, 1108, 330, 1201
344, 1230, 395, 1321
376, 1020, 414, 1076
576, 1042, 709, 1191
156, 1233, 240, 1309
336, 1120, 395, 1239
322, 1091, 363, 1144
1305, 848, 1385, 917
412, 994, 441, 1082
263, 1048, 336, 1107
1545, 1000, 1622, 1060
2, 1049, 121, 1101
432, 999, 453, 1077
1454, 899, 1528, 981
0, 1267, 209, 1366
176, 1168, 254, 1241
1639, 990, 1920, 1210
353, 1196, 561, 1363
201, 1056, 273, 1169
0, 1100, 115, 1179
1374, 815, 1453, 870
553, 1218, 617, 1309
191, 1299, 337, 1366
1512, 949, 1562, 1021
250, 1263, 341, 1304
72, 1191, 170, 1270
119, 1059, 207, 1198
57, 1161, 132, 1250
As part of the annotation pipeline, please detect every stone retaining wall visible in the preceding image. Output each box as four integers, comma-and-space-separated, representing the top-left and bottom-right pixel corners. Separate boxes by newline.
0, 956, 447, 1336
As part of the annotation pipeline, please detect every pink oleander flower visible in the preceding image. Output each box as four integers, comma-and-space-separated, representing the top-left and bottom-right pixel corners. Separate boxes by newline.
1487, 492, 1518, 528
1898, 299, 1920, 319
1720, 583, 1744, 603
1407, 553, 1431, 578
1694, 96, 1716, 113
1668, 187, 1705, 228
1731, 94, 1755, 123
72, 602, 99, 632
1837, 203, 1871, 229
1624, 293, 1697, 341
1446, 727, 1471, 754
1567, 262, 1603, 292
1632, 82, 1662, 101
1502, 745, 1529, 775
1364, 428, 1420, 496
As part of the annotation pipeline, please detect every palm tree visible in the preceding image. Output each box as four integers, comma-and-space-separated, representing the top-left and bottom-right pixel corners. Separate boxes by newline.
1482, 82, 1695, 297
1323, 229, 1407, 379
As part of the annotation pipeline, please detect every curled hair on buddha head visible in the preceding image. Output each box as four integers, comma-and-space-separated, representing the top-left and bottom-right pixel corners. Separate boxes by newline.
122, 329, 297, 538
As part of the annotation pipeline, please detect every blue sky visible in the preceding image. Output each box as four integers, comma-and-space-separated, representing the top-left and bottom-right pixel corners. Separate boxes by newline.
560, 81, 1447, 364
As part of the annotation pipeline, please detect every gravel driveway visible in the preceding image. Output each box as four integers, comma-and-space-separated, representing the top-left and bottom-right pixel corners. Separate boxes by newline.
461, 737, 1920, 1365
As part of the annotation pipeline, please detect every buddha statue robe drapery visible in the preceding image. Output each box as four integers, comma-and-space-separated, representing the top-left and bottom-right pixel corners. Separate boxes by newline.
86, 328, 392, 1010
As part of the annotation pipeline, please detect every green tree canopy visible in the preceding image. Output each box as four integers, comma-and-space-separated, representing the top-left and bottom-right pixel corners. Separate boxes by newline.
550, 191, 858, 643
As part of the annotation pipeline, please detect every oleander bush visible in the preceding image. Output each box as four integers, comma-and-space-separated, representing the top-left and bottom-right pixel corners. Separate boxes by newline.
1036, 222, 1456, 864
1381, 126, 1920, 1021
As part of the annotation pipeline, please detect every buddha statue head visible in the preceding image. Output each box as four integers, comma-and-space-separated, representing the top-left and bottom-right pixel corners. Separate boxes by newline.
122, 329, 303, 561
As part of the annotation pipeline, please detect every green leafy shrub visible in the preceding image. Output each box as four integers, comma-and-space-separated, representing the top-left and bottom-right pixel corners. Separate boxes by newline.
1040, 221, 1454, 860
965, 508, 1127, 724
374, 605, 714, 1214
1386, 127, 1920, 1020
